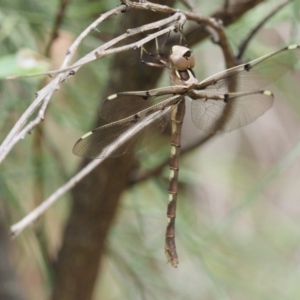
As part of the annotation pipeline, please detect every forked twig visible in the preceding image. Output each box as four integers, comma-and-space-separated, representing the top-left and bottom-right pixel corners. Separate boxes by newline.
0, 8, 186, 163
122, 0, 235, 67
0, 5, 125, 161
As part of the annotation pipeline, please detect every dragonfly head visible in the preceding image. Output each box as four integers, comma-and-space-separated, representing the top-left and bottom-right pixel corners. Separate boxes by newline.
170, 45, 195, 70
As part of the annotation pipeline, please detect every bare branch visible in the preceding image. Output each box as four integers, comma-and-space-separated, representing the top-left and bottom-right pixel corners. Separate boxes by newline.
10, 159, 101, 237
122, 0, 235, 67
7, 13, 186, 79
0, 5, 127, 163
237, 0, 291, 60
0, 8, 185, 163
10, 109, 170, 235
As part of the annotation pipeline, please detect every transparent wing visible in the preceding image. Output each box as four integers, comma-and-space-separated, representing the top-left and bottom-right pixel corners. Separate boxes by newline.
197, 45, 300, 93
191, 90, 274, 133
100, 86, 188, 122
73, 108, 172, 159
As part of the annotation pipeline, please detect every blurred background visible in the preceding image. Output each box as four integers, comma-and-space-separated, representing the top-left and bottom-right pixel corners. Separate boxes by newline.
1, 0, 300, 299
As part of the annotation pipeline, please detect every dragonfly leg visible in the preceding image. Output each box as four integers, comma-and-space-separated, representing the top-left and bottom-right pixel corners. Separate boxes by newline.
140, 46, 166, 68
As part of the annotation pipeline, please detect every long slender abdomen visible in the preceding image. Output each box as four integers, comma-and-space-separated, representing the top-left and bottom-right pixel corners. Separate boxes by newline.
165, 99, 185, 267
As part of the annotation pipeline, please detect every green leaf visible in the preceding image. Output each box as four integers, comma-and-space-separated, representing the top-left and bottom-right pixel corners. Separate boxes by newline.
0, 48, 50, 78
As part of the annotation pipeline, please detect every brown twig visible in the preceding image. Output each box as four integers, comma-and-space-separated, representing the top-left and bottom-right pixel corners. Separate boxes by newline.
122, 0, 235, 67
237, 0, 291, 60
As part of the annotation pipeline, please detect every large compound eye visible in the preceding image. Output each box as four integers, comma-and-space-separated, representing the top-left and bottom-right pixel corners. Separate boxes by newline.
170, 45, 195, 70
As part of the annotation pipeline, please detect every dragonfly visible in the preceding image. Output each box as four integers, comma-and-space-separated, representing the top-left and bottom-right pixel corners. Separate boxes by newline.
73, 44, 300, 267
